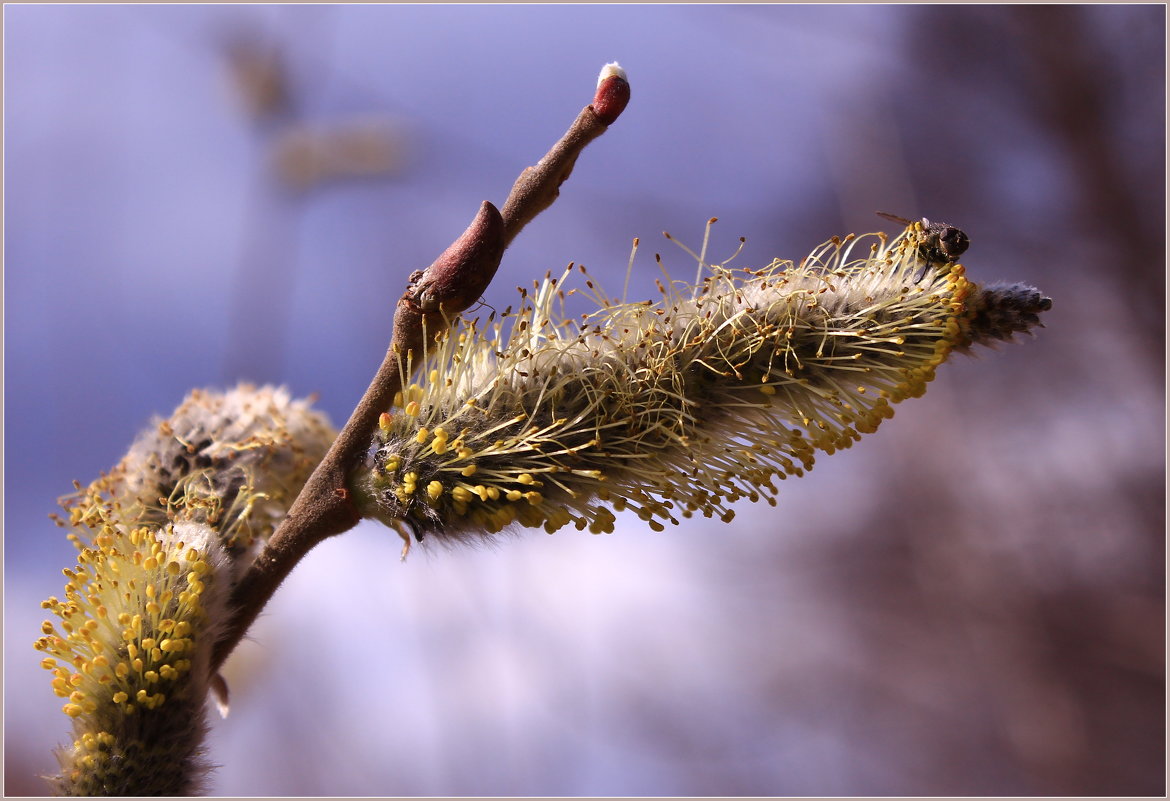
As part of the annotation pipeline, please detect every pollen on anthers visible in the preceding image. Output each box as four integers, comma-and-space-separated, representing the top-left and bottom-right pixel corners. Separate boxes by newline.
35, 384, 336, 793
352, 220, 1047, 546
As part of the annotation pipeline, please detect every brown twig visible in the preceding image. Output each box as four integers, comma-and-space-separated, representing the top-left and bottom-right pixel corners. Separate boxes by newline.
501, 62, 630, 246
211, 63, 630, 674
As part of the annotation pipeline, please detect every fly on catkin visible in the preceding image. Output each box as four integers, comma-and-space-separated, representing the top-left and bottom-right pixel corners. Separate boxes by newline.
354, 221, 1050, 545
36, 385, 334, 795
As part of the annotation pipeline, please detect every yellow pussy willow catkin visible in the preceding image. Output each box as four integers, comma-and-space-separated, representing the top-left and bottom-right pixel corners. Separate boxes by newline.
356, 224, 1013, 543
36, 385, 334, 795
93, 384, 336, 568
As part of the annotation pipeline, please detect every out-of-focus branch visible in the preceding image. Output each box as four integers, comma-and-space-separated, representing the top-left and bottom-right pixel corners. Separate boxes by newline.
1006, 6, 1163, 364
211, 63, 630, 674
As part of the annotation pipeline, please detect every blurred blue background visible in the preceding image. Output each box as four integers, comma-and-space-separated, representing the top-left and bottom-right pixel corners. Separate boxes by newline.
5, 4, 1164, 795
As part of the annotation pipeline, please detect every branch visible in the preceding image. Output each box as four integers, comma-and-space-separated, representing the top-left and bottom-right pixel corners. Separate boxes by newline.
211, 62, 631, 674
501, 62, 630, 246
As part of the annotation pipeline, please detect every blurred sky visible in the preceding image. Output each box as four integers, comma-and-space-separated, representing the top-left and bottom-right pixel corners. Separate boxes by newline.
5, 4, 1164, 797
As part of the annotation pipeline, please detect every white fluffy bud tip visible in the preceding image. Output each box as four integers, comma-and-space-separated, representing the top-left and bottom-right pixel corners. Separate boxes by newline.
598, 61, 627, 87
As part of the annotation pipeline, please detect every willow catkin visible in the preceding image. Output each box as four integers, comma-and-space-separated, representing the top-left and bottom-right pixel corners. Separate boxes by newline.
101, 384, 337, 573
36, 385, 335, 795
354, 223, 1050, 544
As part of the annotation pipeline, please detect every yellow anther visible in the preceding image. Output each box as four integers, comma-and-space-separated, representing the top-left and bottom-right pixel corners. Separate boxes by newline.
518, 473, 535, 485
461, 464, 477, 477
427, 481, 444, 500
112, 692, 128, 704
451, 486, 472, 503
405, 401, 420, 417
415, 427, 430, 444
379, 412, 393, 432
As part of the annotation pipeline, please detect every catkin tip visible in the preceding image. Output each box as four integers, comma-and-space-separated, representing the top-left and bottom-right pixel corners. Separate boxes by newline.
960, 281, 1052, 349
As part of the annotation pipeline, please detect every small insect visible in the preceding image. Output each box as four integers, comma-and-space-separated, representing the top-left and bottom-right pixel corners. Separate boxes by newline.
877, 211, 970, 267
